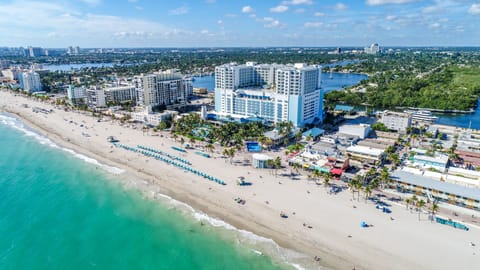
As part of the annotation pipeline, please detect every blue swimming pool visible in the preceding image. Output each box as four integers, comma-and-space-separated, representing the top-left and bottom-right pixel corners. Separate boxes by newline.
246, 142, 262, 152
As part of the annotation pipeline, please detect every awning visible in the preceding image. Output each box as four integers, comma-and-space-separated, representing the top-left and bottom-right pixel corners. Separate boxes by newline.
330, 168, 343, 175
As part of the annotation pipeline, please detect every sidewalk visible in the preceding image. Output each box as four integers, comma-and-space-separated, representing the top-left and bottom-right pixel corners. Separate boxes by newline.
382, 188, 480, 230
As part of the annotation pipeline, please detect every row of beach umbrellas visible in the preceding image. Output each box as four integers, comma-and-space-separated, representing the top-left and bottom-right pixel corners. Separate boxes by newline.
114, 143, 226, 186
137, 145, 191, 165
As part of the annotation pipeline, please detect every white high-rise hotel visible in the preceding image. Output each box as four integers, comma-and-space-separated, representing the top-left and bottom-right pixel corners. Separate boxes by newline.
214, 62, 323, 127
21, 71, 42, 93
135, 70, 192, 108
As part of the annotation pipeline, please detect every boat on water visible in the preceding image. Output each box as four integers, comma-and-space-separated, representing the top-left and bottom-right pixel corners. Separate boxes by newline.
404, 110, 438, 124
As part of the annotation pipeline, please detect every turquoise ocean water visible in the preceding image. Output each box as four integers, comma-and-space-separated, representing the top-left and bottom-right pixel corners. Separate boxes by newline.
0, 114, 295, 270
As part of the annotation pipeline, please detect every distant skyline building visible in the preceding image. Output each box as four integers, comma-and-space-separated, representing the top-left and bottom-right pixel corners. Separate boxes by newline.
214, 62, 323, 127
364, 43, 380, 54
19, 71, 42, 93
25, 46, 46, 57
67, 46, 80, 55
135, 70, 192, 108
0, 60, 10, 69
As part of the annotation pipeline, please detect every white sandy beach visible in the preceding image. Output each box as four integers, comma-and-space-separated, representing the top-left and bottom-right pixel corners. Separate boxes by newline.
1, 90, 480, 270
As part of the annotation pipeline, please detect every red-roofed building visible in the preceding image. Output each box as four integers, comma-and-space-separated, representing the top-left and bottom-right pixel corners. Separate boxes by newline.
456, 150, 480, 168
330, 168, 343, 176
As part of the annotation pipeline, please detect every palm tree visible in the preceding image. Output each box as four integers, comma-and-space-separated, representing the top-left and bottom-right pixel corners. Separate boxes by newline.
412, 195, 418, 203
235, 142, 243, 152
277, 121, 293, 137
349, 176, 361, 200
371, 177, 380, 190
405, 197, 411, 210
416, 199, 426, 220
388, 153, 400, 167
430, 202, 439, 221
266, 159, 275, 175
222, 148, 230, 162
273, 157, 282, 177
294, 131, 302, 143
205, 143, 215, 153
228, 147, 236, 164
180, 137, 185, 146
292, 162, 300, 176
364, 185, 372, 202
354, 180, 363, 202
258, 135, 267, 148
265, 138, 273, 150
312, 169, 322, 185
410, 133, 419, 147
365, 168, 376, 183
379, 167, 390, 189
190, 137, 196, 147
322, 173, 331, 188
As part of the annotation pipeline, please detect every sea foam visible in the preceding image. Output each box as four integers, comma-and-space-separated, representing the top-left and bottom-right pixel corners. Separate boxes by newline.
0, 113, 124, 175
0, 112, 318, 269
149, 189, 317, 270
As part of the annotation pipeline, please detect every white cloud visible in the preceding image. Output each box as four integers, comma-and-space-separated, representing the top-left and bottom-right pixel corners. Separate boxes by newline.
333, 3, 347, 10
80, 0, 102, 6
0, 1, 194, 47
390, 14, 424, 26
282, 0, 313, 5
127, 0, 138, 3
225, 13, 236, 18
314, 12, 325, 16
429, 22, 441, 28
256, 17, 275, 23
421, 5, 441, 14
200, 29, 209, 34
168, 6, 189, 15
304, 22, 323, 28
264, 20, 282, 28
386, 15, 396, 20
295, 8, 306, 13
270, 5, 289, 13
252, 16, 284, 28
113, 31, 153, 38
469, 4, 480, 15
205, 0, 216, 3
366, 0, 417, 6
242, 6, 255, 13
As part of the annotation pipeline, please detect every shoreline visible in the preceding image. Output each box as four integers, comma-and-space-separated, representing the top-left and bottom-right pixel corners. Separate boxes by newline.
2, 90, 480, 270
395, 106, 476, 114
0, 100, 334, 269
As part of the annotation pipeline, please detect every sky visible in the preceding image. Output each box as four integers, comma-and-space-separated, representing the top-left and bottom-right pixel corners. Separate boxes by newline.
0, 0, 479, 48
